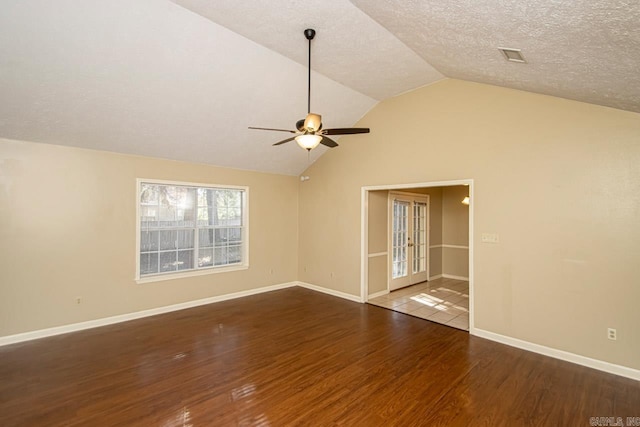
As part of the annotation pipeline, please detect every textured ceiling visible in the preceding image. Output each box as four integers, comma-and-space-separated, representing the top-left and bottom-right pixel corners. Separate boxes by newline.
1, 0, 638, 176
172, 0, 444, 101
350, 0, 640, 113
0, 0, 376, 176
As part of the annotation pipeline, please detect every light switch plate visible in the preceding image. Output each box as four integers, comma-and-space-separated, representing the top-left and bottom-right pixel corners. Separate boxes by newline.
481, 233, 499, 243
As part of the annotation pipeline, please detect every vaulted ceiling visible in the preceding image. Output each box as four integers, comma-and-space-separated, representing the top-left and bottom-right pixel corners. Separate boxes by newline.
1, 0, 638, 175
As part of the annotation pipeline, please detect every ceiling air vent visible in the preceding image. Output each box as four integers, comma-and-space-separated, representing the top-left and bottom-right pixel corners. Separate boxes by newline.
498, 47, 526, 63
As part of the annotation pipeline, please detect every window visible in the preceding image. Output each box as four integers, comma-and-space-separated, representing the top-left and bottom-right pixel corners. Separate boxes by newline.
137, 180, 248, 282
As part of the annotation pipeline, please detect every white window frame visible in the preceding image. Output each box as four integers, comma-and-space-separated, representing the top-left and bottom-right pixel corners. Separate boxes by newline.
135, 178, 249, 284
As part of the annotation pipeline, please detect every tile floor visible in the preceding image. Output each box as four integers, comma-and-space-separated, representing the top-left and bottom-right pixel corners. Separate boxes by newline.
367, 278, 469, 331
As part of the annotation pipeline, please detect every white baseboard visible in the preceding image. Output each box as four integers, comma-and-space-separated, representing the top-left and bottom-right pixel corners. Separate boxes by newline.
296, 281, 362, 303
442, 274, 469, 281
471, 328, 640, 381
429, 274, 469, 281
367, 290, 389, 300
0, 282, 298, 347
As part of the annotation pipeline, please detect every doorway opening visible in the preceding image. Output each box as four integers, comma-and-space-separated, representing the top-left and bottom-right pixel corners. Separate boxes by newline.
360, 180, 473, 332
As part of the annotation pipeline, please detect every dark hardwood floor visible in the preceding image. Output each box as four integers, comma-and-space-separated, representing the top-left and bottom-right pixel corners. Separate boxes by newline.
1, 287, 638, 426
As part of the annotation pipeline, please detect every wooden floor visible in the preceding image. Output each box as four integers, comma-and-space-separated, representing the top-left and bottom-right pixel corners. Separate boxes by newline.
1, 288, 638, 426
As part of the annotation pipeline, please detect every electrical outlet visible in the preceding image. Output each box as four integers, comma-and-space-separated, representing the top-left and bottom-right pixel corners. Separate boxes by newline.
607, 328, 617, 340
76, 297, 82, 305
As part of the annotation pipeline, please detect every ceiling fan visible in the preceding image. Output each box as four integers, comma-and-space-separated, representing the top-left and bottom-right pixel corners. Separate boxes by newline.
249, 28, 370, 151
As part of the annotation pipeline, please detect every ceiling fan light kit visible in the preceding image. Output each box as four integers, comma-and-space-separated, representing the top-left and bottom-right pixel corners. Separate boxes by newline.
249, 28, 370, 151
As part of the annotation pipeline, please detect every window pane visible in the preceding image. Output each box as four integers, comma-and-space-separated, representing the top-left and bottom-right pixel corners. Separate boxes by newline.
160, 251, 177, 272
198, 207, 215, 227
215, 228, 228, 247
140, 231, 159, 252
198, 248, 213, 267
177, 230, 194, 249
214, 247, 228, 266
140, 206, 158, 228
159, 205, 176, 226
140, 253, 158, 275
197, 188, 206, 207
225, 190, 241, 207
228, 245, 242, 264
228, 208, 242, 226
157, 186, 196, 227
199, 228, 214, 248
140, 184, 159, 204
177, 250, 194, 270
199, 189, 215, 208
177, 188, 196, 227
159, 230, 177, 250
228, 228, 242, 243
216, 207, 229, 226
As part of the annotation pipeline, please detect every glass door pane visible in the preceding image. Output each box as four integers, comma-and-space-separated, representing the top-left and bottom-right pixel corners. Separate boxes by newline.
413, 202, 427, 274
392, 200, 409, 279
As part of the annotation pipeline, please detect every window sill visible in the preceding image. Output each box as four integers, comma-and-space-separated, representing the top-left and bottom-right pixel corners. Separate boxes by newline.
136, 264, 249, 284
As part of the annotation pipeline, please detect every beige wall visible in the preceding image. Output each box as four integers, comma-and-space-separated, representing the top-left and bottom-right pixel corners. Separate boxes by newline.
0, 138, 299, 336
367, 190, 387, 294
441, 185, 469, 278
426, 188, 443, 247
367, 256, 387, 295
298, 79, 640, 370
442, 186, 469, 246
426, 188, 443, 278
367, 190, 388, 254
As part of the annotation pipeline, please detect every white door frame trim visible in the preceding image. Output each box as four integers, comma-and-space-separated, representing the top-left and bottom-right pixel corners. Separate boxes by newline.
360, 179, 474, 331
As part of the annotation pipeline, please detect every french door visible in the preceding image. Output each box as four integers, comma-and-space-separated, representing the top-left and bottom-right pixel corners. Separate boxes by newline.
388, 193, 429, 291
